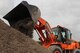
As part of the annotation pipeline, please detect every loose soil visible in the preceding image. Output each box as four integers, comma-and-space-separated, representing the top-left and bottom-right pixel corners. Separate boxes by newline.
11, 18, 34, 38
0, 19, 51, 53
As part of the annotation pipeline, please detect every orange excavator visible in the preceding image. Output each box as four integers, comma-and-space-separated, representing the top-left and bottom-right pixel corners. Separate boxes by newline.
3, 1, 80, 53
35, 17, 80, 53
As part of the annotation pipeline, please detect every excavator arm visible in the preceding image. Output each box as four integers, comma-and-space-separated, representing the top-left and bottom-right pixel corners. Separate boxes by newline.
34, 18, 55, 48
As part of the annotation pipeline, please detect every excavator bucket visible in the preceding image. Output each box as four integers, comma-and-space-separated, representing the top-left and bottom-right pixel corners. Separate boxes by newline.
3, 1, 41, 26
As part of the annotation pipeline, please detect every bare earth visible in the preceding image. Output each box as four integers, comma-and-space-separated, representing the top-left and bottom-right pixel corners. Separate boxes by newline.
0, 19, 51, 53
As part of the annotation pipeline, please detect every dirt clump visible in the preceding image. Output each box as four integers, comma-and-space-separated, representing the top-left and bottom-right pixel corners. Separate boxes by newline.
0, 19, 51, 53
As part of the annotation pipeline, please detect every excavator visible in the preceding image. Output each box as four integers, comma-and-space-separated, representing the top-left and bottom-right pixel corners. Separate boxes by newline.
3, 1, 80, 53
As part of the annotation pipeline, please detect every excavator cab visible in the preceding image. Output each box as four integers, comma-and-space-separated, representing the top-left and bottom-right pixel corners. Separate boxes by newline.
52, 25, 72, 43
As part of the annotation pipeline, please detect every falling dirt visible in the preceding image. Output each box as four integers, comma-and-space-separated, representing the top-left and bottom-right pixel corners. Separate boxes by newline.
0, 19, 51, 53
11, 18, 34, 38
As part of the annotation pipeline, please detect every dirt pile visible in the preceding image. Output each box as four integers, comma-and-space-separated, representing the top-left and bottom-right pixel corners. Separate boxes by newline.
0, 19, 51, 53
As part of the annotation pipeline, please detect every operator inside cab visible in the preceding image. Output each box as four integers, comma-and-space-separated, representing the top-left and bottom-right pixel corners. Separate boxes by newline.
52, 25, 72, 43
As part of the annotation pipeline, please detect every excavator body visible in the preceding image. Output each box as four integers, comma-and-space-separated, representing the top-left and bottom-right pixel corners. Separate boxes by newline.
3, 1, 80, 53
35, 17, 80, 53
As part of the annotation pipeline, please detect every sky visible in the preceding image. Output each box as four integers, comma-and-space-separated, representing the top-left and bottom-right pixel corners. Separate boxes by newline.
0, 0, 80, 41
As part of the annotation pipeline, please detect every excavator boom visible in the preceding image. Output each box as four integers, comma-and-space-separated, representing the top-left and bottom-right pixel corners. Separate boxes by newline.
35, 18, 55, 48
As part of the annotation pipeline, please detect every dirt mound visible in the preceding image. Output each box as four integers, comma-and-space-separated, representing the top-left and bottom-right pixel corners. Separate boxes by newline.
0, 19, 51, 53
